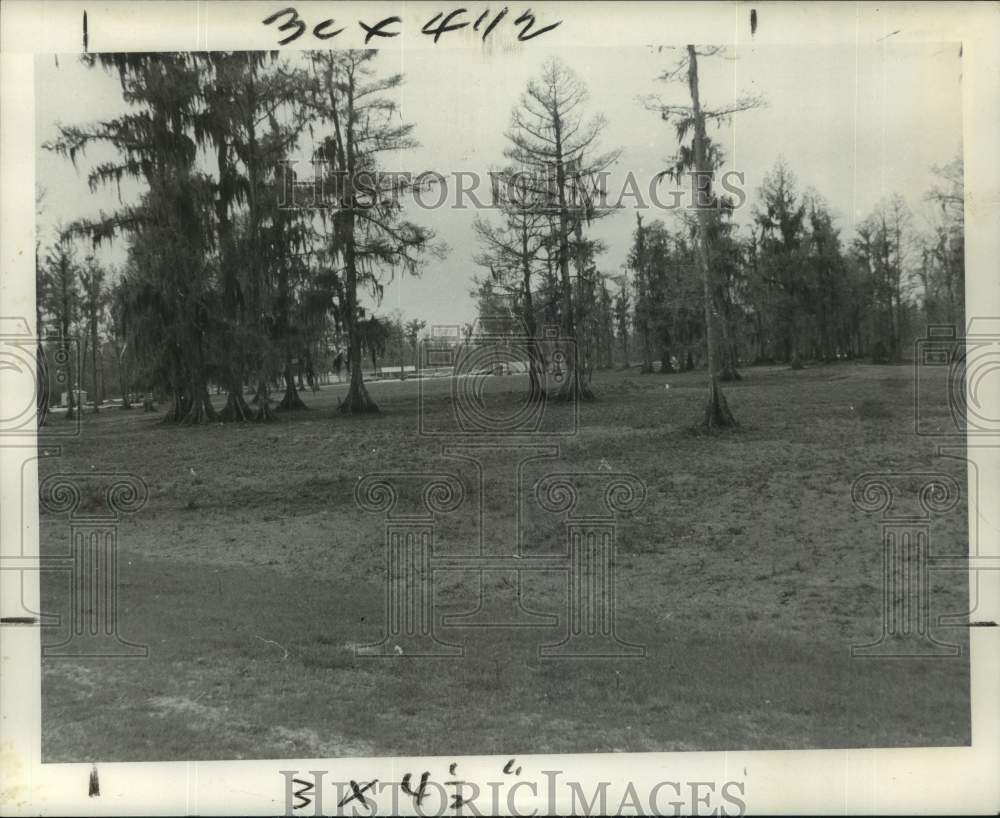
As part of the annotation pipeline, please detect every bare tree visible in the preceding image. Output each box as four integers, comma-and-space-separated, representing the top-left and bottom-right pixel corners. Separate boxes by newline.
923, 156, 964, 326
505, 58, 620, 401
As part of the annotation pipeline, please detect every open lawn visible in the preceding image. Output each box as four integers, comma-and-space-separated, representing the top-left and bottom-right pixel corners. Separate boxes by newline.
39, 362, 970, 761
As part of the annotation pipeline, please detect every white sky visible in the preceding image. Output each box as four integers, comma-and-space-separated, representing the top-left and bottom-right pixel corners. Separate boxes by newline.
35, 42, 962, 327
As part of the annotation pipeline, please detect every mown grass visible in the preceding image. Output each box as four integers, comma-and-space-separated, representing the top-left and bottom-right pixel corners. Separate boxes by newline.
39, 361, 970, 761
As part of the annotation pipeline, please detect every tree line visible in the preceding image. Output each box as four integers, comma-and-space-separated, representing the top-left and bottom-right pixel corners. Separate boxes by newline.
39, 51, 438, 423
472, 48, 963, 427
37, 48, 963, 430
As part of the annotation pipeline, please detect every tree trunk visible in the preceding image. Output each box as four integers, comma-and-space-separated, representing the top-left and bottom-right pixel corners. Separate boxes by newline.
717, 290, 741, 381
341, 303, 377, 413
181, 342, 219, 425
117, 343, 132, 409
90, 316, 101, 412
165, 389, 189, 424
79, 335, 89, 413
520, 232, 546, 403
635, 214, 653, 375
182, 380, 219, 424
279, 358, 308, 410
704, 374, 736, 428
551, 121, 593, 403
556, 220, 595, 401
253, 377, 278, 422
688, 45, 736, 429
220, 365, 252, 422
62, 333, 76, 421
639, 320, 653, 373
338, 65, 379, 416
221, 388, 252, 421
341, 347, 377, 413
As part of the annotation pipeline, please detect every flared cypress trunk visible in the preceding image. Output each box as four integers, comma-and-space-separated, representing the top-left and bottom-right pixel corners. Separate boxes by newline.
182, 381, 219, 424
279, 360, 307, 410
164, 390, 189, 423
167, 339, 219, 425
180, 344, 218, 424
703, 374, 736, 428
341, 355, 377, 413
220, 367, 252, 422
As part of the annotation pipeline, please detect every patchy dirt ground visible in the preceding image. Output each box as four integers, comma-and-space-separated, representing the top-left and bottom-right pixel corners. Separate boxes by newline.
38, 362, 971, 761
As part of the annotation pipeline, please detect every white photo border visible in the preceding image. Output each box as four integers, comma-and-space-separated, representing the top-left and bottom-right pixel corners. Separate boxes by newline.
1, 1, 997, 814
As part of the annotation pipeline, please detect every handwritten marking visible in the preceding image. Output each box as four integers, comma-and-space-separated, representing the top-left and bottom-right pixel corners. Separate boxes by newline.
261, 5, 559, 46
360, 15, 402, 43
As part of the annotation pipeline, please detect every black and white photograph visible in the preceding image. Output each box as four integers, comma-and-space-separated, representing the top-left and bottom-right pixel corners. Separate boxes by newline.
2, 1, 998, 815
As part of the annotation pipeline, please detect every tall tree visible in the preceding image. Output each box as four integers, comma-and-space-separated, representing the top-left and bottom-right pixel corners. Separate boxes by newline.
646, 45, 761, 427
613, 274, 631, 368
47, 53, 220, 424
628, 214, 655, 373
921, 158, 963, 327
197, 52, 278, 421
307, 50, 437, 414
754, 159, 807, 367
505, 58, 620, 401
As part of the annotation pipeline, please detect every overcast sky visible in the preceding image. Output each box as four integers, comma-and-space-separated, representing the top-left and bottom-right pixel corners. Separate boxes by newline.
35, 42, 961, 327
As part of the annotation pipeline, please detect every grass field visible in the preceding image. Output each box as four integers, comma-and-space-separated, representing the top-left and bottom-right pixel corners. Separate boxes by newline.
39, 362, 971, 761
